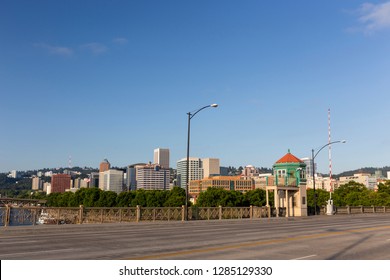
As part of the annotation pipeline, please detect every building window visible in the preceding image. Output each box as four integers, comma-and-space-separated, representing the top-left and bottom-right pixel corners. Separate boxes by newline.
277, 169, 286, 177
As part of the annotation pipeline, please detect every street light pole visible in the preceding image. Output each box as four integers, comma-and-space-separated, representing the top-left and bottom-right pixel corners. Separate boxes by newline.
185, 104, 218, 221
311, 140, 346, 215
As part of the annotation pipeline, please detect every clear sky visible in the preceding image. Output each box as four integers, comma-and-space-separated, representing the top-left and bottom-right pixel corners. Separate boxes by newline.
1, 0, 389, 174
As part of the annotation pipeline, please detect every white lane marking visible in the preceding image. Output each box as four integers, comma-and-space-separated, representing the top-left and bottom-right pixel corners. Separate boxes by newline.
0, 248, 80, 258
292, 254, 317, 260
0, 240, 38, 245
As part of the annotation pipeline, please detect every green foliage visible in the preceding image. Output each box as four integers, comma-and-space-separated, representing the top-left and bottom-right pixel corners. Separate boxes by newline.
0, 174, 32, 197
27, 180, 390, 208
244, 189, 267, 207
116, 191, 135, 207
96, 191, 118, 207
44, 187, 188, 208
377, 180, 390, 195
307, 189, 330, 207
196, 188, 245, 207
196, 188, 275, 207
333, 181, 367, 206
164, 187, 186, 207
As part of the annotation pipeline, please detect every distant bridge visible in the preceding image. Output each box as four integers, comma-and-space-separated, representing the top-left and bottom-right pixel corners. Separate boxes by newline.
0, 197, 47, 207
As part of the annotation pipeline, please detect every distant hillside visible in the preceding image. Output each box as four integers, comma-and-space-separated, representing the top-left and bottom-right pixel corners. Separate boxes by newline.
335, 166, 390, 178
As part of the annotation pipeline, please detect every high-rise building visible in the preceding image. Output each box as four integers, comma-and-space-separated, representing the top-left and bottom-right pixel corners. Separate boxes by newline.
301, 157, 315, 178
136, 163, 170, 190
8, 170, 20, 179
89, 172, 99, 188
32, 177, 43, 190
99, 169, 124, 194
177, 157, 204, 189
99, 159, 111, 172
73, 178, 88, 189
153, 148, 170, 169
43, 182, 51, 194
202, 158, 220, 178
51, 174, 71, 193
126, 165, 137, 191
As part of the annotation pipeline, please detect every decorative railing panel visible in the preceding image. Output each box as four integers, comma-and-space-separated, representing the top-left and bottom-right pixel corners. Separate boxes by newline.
0, 208, 6, 226
139, 207, 183, 221
119, 208, 138, 222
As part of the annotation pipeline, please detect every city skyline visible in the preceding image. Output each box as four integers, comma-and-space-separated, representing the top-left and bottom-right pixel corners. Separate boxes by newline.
1, 1, 390, 174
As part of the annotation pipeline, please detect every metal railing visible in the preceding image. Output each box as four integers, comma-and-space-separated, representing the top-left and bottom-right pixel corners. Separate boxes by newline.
1, 205, 389, 226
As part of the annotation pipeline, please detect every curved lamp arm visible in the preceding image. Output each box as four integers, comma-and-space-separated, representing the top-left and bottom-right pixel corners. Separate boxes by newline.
312, 140, 346, 160
188, 104, 218, 119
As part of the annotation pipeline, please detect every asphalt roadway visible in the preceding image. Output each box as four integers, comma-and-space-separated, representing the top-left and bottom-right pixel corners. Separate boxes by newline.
1, 214, 390, 260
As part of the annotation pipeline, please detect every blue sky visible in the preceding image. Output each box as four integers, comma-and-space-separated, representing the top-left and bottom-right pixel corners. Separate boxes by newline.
1, 0, 389, 174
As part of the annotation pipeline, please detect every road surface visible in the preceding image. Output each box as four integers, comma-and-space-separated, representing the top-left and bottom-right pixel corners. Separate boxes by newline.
1, 214, 390, 260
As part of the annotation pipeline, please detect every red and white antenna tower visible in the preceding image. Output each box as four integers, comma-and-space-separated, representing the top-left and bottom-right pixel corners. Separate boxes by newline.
328, 109, 333, 198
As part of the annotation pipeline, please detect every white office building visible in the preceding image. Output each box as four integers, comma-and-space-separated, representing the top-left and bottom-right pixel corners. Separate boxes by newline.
154, 148, 170, 169
99, 169, 124, 194
177, 157, 209, 189
32, 177, 43, 190
136, 164, 170, 190
202, 158, 220, 178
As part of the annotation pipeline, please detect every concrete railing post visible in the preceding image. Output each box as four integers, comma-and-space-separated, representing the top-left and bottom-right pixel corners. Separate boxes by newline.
57, 208, 61, 225
250, 205, 253, 219
219, 206, 222, 220
136, 205, 141, 222
5, 205, 10, 227
32, 208, 37, 226
79, 205, 84, 224
347, 205, 351, 215
361, 206, 364, 214
181, 205, 185, 221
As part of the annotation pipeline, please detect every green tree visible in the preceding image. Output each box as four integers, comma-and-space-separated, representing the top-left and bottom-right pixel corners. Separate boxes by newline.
131, 189, 147, 206
307, 189, 329, 208
46, 192, 62, 207
244, 189, 267, 206
333, 181, 367, 206
116, 191, 135, 207
57, 192, 75, 207
71, 188, 89, 207
145, 190, 167, 207
377, 180, 390, 195
96, 191, 117, 207
196, 188, 244, 207
164, 187, 186, 207
83, 188, 102, 207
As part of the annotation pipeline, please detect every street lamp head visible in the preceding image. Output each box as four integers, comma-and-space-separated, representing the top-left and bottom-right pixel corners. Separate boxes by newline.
210, 103, 218, 108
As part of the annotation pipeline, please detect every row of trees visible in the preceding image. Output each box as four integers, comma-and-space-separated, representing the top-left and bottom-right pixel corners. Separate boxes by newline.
30, 180, 390, 208
46, 187, 187, 207
46, 187, 273, 208
307, 180, 390, 207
